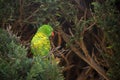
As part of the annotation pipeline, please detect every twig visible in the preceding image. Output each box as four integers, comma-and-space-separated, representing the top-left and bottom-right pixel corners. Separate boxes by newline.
25, 8, 40, 21
59, 27, 109, 80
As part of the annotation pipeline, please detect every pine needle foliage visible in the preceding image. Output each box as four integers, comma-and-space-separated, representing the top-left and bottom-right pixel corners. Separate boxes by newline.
0, 28, 31, 80
27, 56, 64, 80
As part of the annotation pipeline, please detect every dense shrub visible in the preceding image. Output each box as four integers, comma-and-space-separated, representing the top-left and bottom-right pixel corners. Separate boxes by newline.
92, 0, 120, 80
27, 56, 64, 80
0, 28, 31, 80
0, 28, 64, 80
0, 0, 120, 80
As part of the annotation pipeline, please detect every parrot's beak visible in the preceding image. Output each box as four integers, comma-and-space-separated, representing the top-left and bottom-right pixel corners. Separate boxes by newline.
51, 31, 55, 37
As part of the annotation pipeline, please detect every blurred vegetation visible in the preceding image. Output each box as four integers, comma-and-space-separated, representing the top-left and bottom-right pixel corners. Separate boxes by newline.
0, 28, 64, 80
0, 28, 31, 80
0, 0, 120, 80
92, 0, 120, 80
27, 56, 64, 80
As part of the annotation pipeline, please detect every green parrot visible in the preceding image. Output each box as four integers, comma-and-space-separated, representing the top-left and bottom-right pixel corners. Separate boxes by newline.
31, 25, 53, 56
29, 25, 64, 80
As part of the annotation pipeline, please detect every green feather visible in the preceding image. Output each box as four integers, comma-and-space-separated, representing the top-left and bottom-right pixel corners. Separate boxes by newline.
37, 25, 53, 37
31, 25, 53, 56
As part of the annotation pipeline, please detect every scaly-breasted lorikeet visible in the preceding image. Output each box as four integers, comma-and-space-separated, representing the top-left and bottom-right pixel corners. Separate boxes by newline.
29, 25, 64, 80
31, 25, 54, 56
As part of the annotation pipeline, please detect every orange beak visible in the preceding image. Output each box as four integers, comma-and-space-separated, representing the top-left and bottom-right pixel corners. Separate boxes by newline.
51, 31, 55, 37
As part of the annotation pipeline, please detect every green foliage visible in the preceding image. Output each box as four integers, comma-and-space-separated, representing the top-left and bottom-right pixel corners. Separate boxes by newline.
27, 56, 64, 80
0, 28, 64, 80
0, 29, 21, 55
0, 28, 31, 80
0, 0, 77, 28
92, 0, 120, 80
25, 0, 78, 27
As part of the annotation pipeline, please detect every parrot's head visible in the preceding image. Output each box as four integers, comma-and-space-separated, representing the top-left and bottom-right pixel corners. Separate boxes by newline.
37, 25, 54, 37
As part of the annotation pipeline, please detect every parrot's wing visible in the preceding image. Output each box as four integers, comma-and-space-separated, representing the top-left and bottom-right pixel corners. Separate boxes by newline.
31, 32, 51, 56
